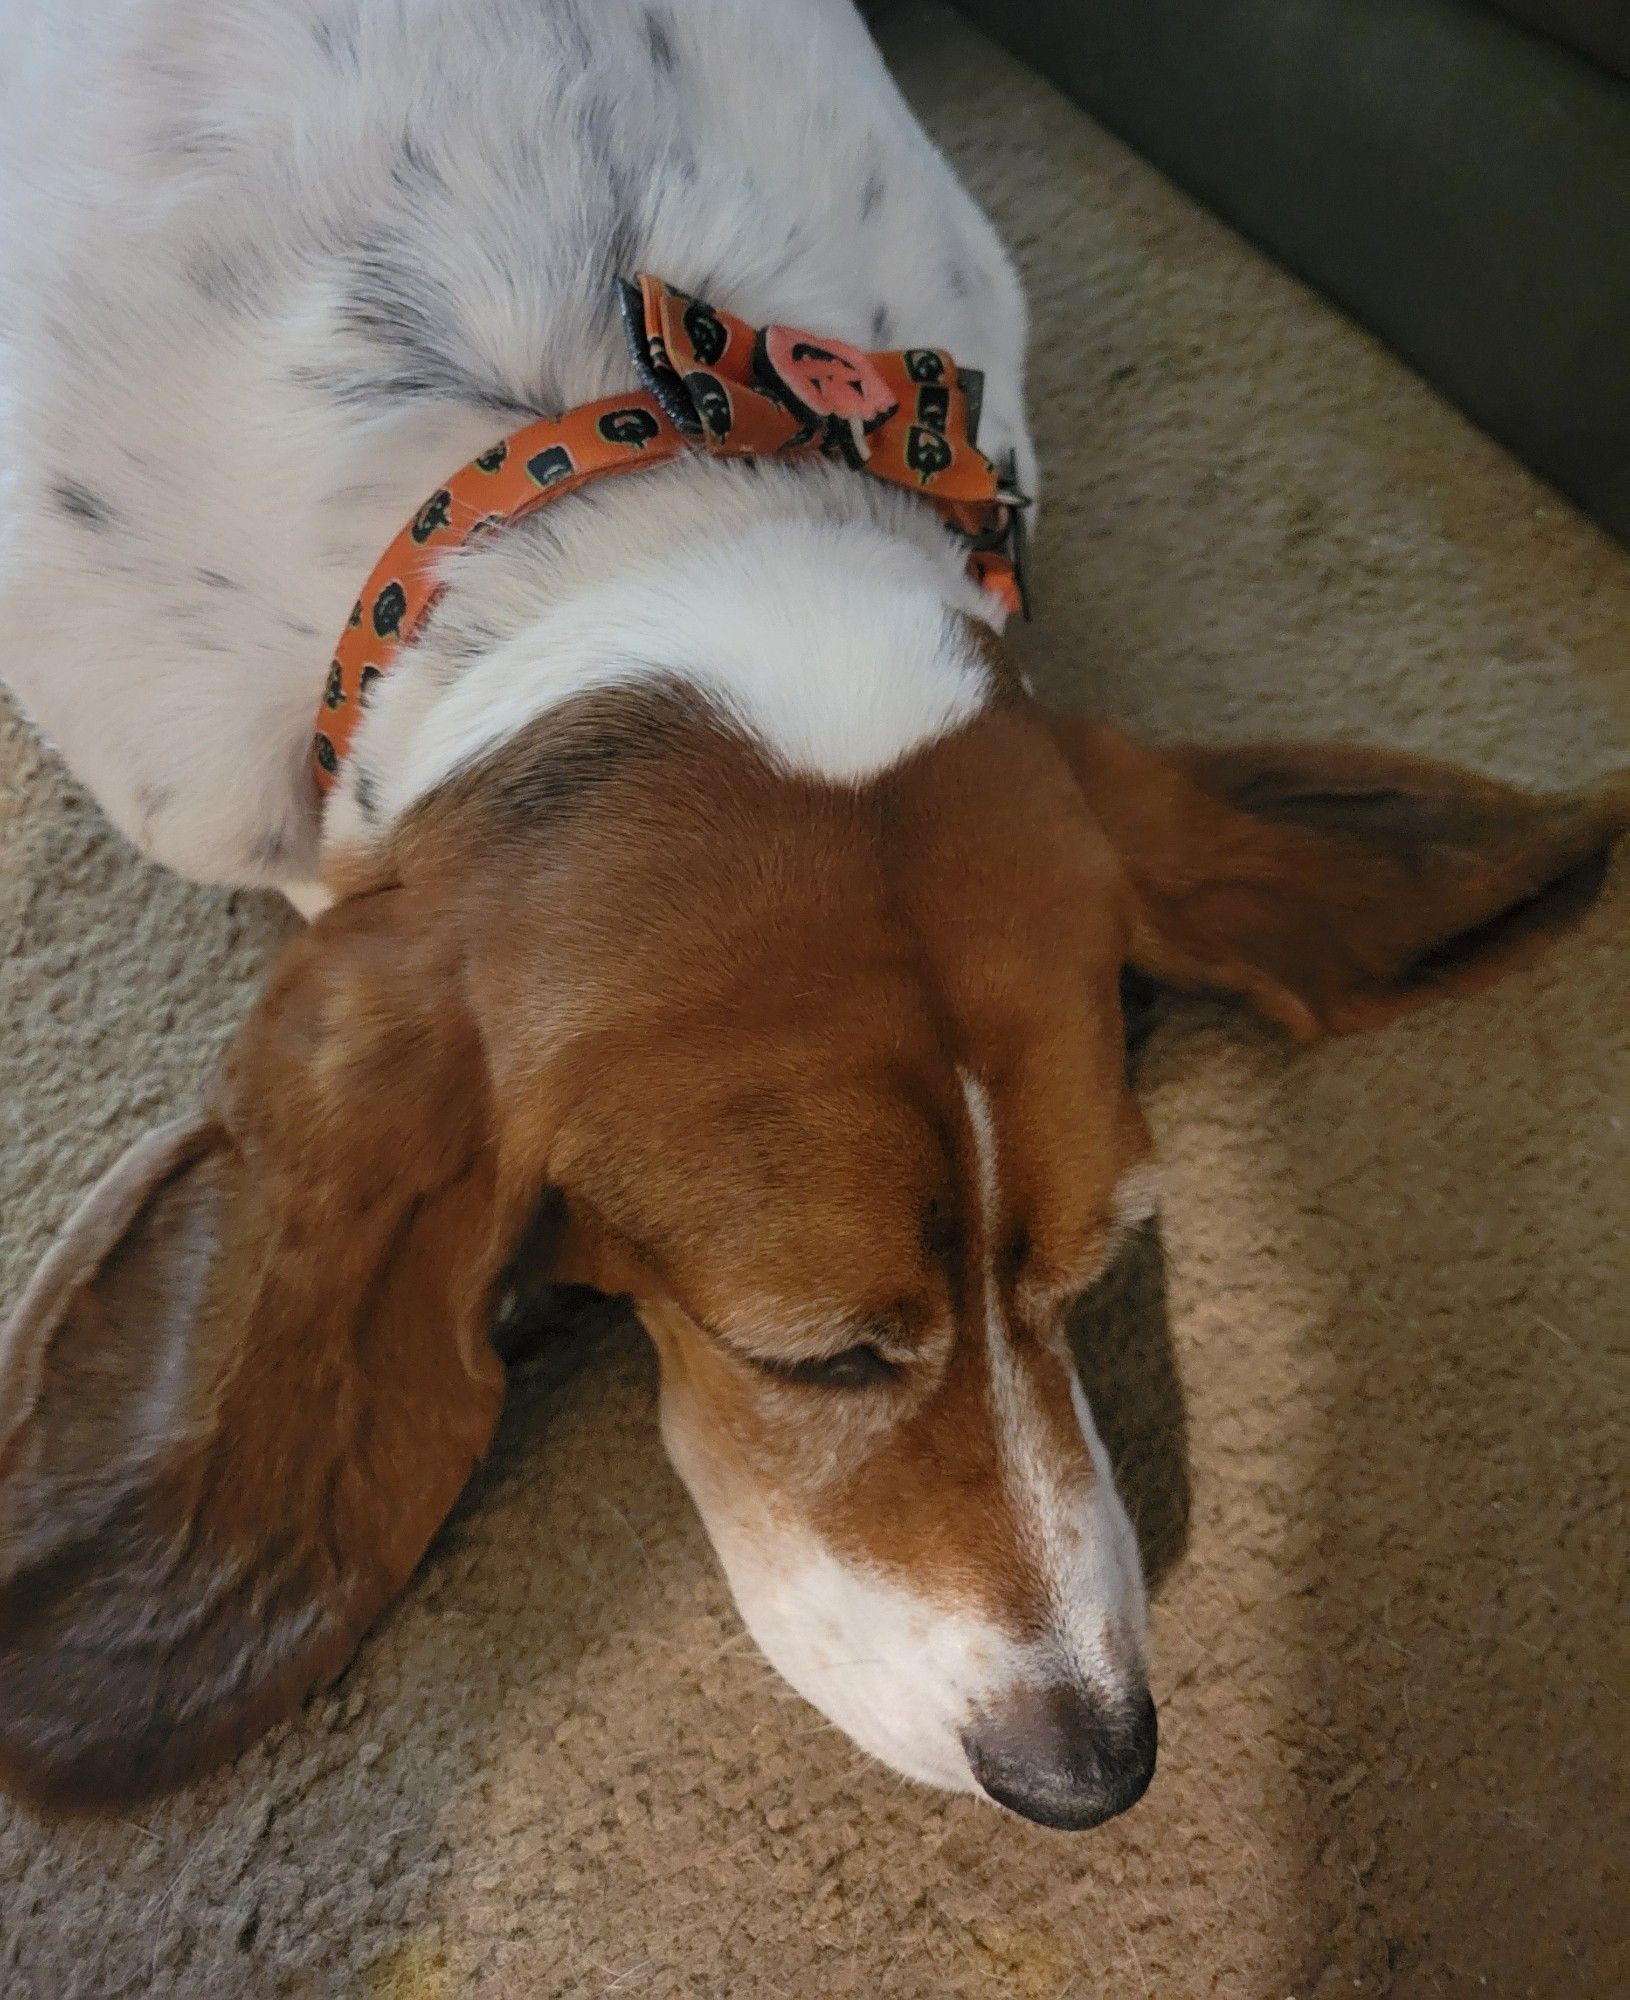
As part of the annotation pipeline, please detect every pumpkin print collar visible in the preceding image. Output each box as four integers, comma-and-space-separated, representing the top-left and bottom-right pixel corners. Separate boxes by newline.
312, 274, 1031, 795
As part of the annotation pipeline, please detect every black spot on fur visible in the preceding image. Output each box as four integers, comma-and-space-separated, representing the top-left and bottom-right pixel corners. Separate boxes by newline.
859, 167, 886, 223
439, 619, 505, 676
870, 304, 891, 343
353, 769, 379, 819
947, 263, 972, 300
52, 480, 119, 531
195, 567, 240, 591
312, 9, 361, 69
391, 127, 447, 198
329, 248, 540, 416
135, 782, 173, 833
157, 120, 233, 161
644, 8, 677, 71
478, 686, 685, 830
338, 257, 466, 398
187, 247, 260, 314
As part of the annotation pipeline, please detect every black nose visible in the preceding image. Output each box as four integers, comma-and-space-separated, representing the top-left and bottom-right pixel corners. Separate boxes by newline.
963, 1683, 1157, 1830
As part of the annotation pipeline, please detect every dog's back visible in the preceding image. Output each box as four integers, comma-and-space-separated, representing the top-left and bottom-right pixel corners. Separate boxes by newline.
0, 0, 1030, 886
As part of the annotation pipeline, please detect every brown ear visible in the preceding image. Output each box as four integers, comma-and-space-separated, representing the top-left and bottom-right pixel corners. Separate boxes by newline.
0, 891, 555, 1810
1051, 721, 1628, 1039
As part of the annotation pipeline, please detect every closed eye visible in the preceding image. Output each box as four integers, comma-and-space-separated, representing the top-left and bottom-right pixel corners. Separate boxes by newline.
752, 1343, 899, 1390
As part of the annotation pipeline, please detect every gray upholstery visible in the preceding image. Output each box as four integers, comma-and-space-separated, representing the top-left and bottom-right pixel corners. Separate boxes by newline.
1489, 1, 1630, 79
951, 0, 1630, 545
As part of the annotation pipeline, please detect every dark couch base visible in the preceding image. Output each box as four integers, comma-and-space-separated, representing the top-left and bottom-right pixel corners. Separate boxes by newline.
953, 0, 1630, 546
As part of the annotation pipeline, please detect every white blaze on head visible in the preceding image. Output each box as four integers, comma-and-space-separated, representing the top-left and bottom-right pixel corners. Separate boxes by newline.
960, 1071, 1146, 1679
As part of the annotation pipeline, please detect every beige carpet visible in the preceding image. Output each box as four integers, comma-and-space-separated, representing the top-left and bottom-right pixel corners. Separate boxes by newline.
3, 7, 1627, 1995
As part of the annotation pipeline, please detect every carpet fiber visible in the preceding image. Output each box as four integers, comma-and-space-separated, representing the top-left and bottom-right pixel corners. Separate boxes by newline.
2, 7, 1626, 1995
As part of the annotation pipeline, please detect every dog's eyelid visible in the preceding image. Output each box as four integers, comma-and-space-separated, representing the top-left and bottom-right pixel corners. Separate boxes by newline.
702, 1296, 914, 1352
751, 1342, 900, 1389
695, 1307, 915, 1385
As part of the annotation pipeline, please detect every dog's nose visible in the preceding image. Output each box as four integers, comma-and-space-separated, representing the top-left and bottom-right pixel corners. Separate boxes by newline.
963, 1682, 1157, 1830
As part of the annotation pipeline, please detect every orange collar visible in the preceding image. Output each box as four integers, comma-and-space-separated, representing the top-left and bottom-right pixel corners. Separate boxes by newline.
313, 274, 1030, 793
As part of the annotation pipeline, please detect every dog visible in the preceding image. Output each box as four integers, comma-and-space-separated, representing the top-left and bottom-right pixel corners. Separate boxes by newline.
1, 0, 1624, 1825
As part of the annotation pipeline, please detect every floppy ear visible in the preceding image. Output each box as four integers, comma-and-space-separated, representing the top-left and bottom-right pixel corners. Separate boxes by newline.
0, 890, 569, 1811
1050, 721, 1628, 1039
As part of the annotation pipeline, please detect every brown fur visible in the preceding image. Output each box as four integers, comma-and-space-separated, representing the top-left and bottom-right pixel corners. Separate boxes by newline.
1052, 722, 1630, 1038
2, 678, 1624, 1808
0, 904, 509, 1808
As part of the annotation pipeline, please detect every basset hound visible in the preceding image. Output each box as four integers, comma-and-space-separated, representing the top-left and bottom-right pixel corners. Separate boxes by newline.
1, 0, 1623, 1826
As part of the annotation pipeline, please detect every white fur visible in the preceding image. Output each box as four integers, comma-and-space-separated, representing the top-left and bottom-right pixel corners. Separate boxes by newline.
703, 1526, 1012, 1794
1111, 1161, 1163, 1231
0, 0, 1033, 888
329, 464, 1000, 845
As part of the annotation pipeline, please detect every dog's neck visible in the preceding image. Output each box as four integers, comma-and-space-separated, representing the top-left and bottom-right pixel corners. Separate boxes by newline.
319, 453, 1004, 865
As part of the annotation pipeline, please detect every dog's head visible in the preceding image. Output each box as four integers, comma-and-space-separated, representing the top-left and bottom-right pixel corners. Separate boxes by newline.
2, 678, 1622, 1818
